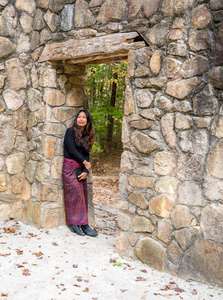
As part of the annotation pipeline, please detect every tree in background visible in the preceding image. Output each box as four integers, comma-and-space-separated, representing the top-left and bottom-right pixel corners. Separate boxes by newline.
87, 62, 127, 154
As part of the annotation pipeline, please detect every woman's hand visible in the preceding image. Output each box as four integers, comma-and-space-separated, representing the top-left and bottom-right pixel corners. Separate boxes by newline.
78, 172, 88, 181
83, 161, 91, 170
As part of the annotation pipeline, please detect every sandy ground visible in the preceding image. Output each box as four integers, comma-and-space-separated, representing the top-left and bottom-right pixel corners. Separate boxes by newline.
0, 177, 222, 300
0, 218, 222, 300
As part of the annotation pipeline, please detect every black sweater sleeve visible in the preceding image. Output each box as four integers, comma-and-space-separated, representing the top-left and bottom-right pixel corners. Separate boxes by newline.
63, 128, 90, 173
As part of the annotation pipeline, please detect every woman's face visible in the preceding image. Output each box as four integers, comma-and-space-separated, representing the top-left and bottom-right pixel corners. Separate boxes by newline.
77, 111, 87, 128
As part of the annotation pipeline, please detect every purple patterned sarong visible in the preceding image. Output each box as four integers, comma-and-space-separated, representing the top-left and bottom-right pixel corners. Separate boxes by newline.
62, 158, 88, 225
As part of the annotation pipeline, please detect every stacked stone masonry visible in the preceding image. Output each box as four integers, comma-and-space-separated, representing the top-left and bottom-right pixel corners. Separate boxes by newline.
0, 0, 223, 288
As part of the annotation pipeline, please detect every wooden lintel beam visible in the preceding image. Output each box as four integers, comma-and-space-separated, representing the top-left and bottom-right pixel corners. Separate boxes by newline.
39, 32, 145, 64
78, 56, 128, 65
66, 52, 128, 65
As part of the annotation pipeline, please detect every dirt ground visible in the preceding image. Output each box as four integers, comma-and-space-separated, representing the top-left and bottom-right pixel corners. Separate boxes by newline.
91, 151, 120, 236
93, 176, 119, 236
91, 150, 121, 177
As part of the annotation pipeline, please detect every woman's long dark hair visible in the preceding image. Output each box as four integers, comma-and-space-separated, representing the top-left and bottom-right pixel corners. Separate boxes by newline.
72, 109, 94, 152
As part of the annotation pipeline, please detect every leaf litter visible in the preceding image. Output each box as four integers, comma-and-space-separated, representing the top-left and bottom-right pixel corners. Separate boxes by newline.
3, 227, 15, 234
1, 178, 223, 300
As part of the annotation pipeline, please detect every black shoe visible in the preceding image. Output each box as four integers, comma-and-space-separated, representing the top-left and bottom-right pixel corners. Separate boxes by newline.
69, 225, 85, 236
81, 225, 98, 237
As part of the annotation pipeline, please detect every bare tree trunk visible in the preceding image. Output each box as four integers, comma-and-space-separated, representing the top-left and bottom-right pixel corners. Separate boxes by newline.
90, 82, 94, 109
107, 72, 117, 152
89, 68, 96, 109
99, 82, 103, 105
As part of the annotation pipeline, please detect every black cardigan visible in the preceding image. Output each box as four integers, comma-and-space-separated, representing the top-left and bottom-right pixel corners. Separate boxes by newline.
63, 127, 90, 173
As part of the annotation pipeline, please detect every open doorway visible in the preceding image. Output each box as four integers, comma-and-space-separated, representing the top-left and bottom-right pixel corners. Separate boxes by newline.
87, 62, 127, 236
38, 31, 146, 232
87, 62, 127, 173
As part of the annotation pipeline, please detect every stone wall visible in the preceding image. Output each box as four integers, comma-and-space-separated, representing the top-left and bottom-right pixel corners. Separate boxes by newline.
0, 0, 223, 288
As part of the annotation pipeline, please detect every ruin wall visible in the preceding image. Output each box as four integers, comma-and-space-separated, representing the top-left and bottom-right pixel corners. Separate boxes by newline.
0, 0, 223, 287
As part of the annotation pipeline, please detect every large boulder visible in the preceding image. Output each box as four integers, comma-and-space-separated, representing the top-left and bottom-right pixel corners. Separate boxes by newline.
178, 239, 223, 287
136, 237, 166, 271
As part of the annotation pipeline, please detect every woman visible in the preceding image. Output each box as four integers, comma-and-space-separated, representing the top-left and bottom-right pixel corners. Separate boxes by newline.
62, 109, 98, 237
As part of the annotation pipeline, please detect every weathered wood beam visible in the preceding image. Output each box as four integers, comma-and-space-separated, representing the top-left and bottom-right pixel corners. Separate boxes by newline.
79, 56, 128, 65
38, 32, 145, 64
66, 52, 128, 65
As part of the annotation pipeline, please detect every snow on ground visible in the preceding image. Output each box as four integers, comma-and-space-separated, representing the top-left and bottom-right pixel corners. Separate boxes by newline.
0, 219, 222, 300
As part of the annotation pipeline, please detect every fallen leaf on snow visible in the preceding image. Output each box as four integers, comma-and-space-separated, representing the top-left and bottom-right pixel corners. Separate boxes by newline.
4, 227, 15, 233
113, 261, 122, 267
23, 269, 31, 276
16, 249, 23, 255
192, 289, 197, 295
123, 262, 131, 267
73, 264, 78, 268
83, 287, 89, 292
162, 284, 185, 293
141, 269, 148, 273
28, 233, 37, 237
174, 286, 185, 293
33, 251, 44, 257
136, 277, 146, 281
16, 264, 24, 268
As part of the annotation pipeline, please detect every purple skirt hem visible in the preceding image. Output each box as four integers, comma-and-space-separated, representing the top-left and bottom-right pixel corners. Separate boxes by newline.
62, 158, 88, 225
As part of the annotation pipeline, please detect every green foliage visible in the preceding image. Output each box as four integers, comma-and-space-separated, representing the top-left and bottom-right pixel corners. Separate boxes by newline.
113, 261, 123, 267
90, 106, 108, 133
91, 142, 103, 155
87, 62, 127, 150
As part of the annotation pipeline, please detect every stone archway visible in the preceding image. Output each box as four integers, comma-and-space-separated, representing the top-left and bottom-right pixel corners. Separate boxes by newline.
37, 32, 146, 227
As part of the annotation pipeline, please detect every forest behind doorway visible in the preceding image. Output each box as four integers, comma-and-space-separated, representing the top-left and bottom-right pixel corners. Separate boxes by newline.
87, 62, 127, 175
